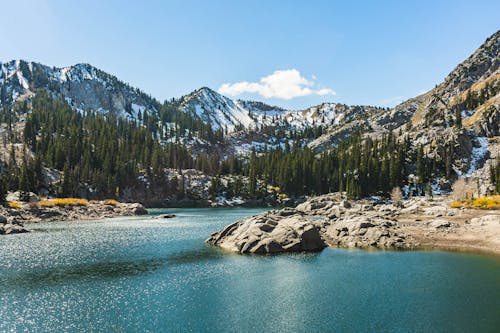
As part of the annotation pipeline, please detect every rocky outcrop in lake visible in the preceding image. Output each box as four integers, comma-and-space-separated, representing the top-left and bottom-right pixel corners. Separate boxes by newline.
0, 202, 148, 235
207, 208, 327, 253
207, 193, 500, 254
207, 194, 418, 254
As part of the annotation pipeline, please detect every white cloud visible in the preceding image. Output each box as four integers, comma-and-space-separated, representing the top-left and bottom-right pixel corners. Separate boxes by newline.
379, 96, 405, 107
218, 69, 336, 100
316, 88, 336, 96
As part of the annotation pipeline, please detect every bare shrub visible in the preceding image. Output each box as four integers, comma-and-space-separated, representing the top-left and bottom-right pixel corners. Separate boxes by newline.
391, 187, 403, 207
451, 178, 467, 201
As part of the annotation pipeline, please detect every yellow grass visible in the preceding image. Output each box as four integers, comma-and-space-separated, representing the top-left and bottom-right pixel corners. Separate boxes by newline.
8, 201, 22, 209
448, 73, 500, 108
37, 198, 89, 207
451, 196, 500, 210
463, 95, 499, 128
267, 185, 281, 192
103, 199, 119, 206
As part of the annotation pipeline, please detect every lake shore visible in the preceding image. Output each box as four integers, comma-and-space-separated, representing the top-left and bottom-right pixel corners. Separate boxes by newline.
0, 201, 148, 234
207, 194, 500, 256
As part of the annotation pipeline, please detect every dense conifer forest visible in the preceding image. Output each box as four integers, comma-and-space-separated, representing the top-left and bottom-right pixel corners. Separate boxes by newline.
0, 91, 498, 202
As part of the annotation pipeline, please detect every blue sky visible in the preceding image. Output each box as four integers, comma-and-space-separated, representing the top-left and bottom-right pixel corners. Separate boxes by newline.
1, 0, 499, 109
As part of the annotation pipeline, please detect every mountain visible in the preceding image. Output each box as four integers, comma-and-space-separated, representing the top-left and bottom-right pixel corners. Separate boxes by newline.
179, 86, 388, 134
0, 60, 159, 119
400, 30, 499, 135
0, 60, 396, 156
0, 30, 498, 203
178, 87, 287, 132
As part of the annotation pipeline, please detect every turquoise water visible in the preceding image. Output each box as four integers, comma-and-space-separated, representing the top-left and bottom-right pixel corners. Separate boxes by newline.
0, 208, 499, 332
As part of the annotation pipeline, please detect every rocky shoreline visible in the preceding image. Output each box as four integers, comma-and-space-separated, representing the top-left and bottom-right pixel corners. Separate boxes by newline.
0, 202, 148, 235
206, 193, 500, 255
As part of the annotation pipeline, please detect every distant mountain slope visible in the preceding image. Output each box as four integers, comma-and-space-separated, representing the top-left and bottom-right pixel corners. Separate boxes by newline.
405, 30, 499, 135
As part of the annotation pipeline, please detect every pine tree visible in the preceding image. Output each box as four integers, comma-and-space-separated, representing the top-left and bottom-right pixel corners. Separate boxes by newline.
426, 182, 433, 199
248, 149, 257, 198
0, 176, 7, 203
455, 109, 462, 129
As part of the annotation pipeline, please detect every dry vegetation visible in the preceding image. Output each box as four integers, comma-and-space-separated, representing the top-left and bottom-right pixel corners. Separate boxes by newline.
7, 201, 22, 209
34, 198, 90, 207
391, 187, 403, 207
451, 178, 479, 201
450, 195, 500, 210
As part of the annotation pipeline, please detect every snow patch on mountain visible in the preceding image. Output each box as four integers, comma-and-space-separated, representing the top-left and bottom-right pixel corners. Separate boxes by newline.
465, 136, 489, 176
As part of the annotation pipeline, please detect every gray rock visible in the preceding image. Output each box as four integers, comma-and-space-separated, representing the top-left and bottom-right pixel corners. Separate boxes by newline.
340, 200, 352, 209
207, 214, 326, 254
207, 193, 434, 254
470, 215, 500, 225
128, 203, 148, 215
2, 224, 29, 234
429, 219, 451, 229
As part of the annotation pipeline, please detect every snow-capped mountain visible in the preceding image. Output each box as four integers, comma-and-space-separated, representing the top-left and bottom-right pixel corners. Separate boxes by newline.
178, 87, 288, 132
0, 60, 389, 147
1, 30, 497, 165
178, 86, 387, 135
0, 60, 159, 118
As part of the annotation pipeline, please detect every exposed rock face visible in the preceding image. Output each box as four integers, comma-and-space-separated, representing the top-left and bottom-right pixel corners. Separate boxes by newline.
208, 192, 500, 255
207, 195, 418, 254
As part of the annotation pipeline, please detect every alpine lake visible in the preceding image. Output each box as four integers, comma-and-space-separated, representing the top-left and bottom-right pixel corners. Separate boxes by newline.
1, 208, 499, 332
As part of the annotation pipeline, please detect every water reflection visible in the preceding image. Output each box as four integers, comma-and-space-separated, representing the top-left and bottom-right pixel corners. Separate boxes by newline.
4, 246, 229, 287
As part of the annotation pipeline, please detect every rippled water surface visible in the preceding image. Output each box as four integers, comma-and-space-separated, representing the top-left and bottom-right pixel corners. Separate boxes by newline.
1, 208, 499, 332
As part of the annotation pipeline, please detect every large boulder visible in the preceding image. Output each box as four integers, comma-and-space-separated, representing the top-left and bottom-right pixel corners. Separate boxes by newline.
127, 203, 148, 215
470, 215, 500, 225
206, 212, 327, 254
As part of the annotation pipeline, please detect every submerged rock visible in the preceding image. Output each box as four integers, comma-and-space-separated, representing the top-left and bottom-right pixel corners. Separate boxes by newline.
154, 213, 176, 219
